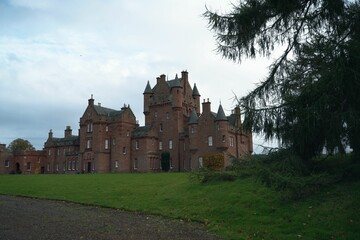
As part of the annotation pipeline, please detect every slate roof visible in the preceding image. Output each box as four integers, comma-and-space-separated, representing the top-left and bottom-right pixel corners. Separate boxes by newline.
93, 105, 122, 117
132, 126, 152, 138
167, 78, 182, 88
51, 136, 80, 146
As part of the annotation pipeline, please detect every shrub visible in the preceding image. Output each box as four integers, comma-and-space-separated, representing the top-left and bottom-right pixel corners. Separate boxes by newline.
190, 169, 237, 183
203, 154, 224, 171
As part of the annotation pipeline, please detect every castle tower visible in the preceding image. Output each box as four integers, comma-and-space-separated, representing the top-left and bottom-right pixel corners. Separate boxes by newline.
143, 81, 153, 124
192, 83, 201, 115
215, 104, 228, 150
171, 74, 183, 109
188, 108, 199, 151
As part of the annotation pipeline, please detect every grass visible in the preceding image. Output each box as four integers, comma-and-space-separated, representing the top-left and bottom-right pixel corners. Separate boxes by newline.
0, 173, 359, 239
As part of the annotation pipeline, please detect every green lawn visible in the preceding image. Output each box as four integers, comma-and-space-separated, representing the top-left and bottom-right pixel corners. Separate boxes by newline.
0, 173, 359, 239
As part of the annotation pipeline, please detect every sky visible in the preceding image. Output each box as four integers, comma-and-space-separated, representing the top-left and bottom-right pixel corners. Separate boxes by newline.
0, 0, 274, 152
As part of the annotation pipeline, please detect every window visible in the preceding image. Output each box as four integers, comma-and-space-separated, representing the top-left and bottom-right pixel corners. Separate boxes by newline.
127, 131, 130, 137
48, 149, 51, 156
123, 147, 126, 154
5, 160, 10, 167
87, 139, 91, 149
229, 137, 234, 147
72, 161, 75, 171
26, 162, 31, 170
68, 161, 71, 170
191, 127, 195, 134
159, 141, 163, 150
64, 148, 66, 155
155, 111, 158, 118
56, 163, 59, 171
47, 163, 50, 171
113, 138, 116, 145
115, 160, 119, 168
105, 126, 109, 132
87, 122, 93, 133
37, 158, 41, 163
160, 123, 163, 132
166, 112, 169, 119
222, 135, 226, 142
208, 136, 213, 146
105, 139, 109, 149
169, 140, 173, 150
57, 149, 60, 156
134, 158, 138, 169
135, 140, 139, 149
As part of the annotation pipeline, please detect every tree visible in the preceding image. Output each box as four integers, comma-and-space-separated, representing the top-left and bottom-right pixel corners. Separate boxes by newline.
7, 138, 35, 153
204, 0, 360, 162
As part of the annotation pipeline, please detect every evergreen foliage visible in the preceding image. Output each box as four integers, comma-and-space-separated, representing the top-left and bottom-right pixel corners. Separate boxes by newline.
204, 0, 360, 162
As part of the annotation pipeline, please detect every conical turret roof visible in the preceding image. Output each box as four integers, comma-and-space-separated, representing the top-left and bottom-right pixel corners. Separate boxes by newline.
215, 104, 227, 121
188, 108, 199, 124
192, 83, 200, 96
143, 81, 153, 94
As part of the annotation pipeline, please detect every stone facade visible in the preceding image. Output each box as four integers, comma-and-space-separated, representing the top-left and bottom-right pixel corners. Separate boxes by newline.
1, 71, 253, 174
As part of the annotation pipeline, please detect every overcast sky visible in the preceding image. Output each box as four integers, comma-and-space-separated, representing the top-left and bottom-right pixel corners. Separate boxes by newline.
0, 0, 273, 152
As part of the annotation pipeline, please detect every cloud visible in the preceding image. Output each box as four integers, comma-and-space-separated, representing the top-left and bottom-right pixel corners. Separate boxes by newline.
0, 0, 272, 151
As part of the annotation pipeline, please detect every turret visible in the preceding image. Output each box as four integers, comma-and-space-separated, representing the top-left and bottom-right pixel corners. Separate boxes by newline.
171, 74, 183, 109
143, 81, 153, 116
215, 104, 228, 149
192, 83, 201, 115
188, 108, 199, 151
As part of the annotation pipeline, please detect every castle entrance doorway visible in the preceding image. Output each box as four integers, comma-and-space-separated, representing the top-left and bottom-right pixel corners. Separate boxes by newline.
87, 162, 92, 173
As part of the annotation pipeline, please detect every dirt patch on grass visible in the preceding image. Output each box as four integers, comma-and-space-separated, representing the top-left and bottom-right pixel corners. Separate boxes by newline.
0, 195, 221, 240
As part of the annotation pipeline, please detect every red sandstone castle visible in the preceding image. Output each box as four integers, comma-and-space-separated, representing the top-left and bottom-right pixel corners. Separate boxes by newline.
0, 71, 252, 174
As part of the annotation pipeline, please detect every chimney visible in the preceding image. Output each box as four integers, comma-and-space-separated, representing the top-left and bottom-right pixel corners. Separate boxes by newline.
48, 129, 53, 140
181, 70, 188, 83
160, 74, 166, 82
88, 94, 94, 106
202, 98, 211, 113
65, 126, 72, 138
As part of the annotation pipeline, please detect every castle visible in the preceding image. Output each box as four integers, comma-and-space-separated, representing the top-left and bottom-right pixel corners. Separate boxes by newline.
0, 71, 252, 174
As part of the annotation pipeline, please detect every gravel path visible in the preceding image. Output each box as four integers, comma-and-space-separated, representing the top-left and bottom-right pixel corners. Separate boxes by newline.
0, 195, 221, 240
